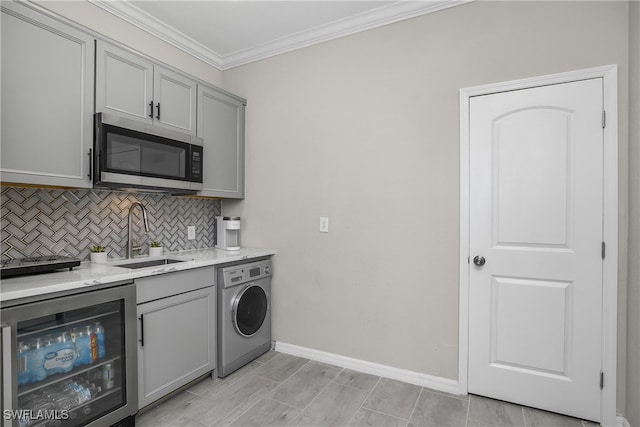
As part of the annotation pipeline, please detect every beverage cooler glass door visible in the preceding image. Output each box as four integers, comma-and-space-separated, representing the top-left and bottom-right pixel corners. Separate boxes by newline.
1, 283, 137, 427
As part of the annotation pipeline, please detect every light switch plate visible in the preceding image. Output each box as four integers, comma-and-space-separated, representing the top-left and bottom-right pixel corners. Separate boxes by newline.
187, 225, 196, 240
319, 217, 329, 233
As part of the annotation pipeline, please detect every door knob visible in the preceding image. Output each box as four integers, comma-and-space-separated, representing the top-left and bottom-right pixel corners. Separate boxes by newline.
473, 256, 486, 266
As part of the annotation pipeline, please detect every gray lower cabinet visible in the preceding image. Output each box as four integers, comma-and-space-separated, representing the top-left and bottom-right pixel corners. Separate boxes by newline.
96, 41, 197, 136
1, 2, 94, 188
197, 85, 246, 199
136, 268, 215, 410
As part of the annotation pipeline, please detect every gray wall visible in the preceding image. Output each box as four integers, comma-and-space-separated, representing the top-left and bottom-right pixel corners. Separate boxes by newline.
0, 188, 221, 261
221, 0, 632, 415
626, 2, 640, 425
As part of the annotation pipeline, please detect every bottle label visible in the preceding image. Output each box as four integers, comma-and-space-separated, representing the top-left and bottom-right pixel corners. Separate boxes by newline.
90, 334, 98, 362
103, 364, 115, 389
97, 333, 106, 359
43, 349, 76, 372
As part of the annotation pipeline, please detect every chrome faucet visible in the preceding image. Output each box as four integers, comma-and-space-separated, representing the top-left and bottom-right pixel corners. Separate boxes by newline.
127, 202, 150, 258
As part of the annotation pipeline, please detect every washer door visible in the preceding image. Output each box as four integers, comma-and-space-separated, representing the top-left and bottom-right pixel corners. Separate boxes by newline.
232, 284, 268, 337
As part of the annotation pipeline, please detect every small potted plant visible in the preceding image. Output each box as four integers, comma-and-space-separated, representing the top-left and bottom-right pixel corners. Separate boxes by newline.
149, 241, 163, 257
90, 245, 108, 263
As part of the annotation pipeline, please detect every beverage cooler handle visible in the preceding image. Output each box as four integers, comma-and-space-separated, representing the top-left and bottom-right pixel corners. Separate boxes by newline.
2, 325, 13, 424
88, 148, 93, 180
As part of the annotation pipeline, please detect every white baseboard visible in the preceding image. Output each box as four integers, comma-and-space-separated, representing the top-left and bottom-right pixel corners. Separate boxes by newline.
274, 341, 462, 396
617, 415, 630, 427
274, 342, 628, 426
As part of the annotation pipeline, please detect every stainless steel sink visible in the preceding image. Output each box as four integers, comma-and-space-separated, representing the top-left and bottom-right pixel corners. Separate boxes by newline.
115, 258, 187, 269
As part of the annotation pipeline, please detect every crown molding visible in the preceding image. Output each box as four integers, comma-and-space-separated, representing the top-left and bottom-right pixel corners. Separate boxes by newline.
90, 0, 472, 71
223, 0, 472, 69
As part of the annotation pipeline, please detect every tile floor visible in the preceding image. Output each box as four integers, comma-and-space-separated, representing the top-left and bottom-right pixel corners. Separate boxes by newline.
136, 351, 597, 427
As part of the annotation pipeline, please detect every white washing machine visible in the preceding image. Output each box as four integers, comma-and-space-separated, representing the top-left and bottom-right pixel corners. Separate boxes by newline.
217, 258, 272, 378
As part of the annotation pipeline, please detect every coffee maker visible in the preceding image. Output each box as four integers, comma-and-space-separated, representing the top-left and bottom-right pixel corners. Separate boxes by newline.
215, 216, 240, 250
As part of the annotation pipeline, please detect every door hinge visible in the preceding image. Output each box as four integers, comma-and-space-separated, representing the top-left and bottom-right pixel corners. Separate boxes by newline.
602, 242, 606, 259
600, 371, 604, 389
602, 111, 606, 129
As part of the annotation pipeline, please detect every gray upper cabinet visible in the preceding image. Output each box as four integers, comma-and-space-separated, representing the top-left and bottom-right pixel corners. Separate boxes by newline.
154, 67, 197, 135
197, 85, 246, 199
1, 2, 94, 188
95, 41, 153, 123
96, 41, 197, 136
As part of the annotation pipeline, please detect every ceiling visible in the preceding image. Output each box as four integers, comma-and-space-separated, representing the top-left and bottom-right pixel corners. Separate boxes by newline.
91, 0, 470, 70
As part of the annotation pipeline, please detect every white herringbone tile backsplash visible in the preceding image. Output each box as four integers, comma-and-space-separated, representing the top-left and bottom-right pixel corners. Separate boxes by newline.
0, 187, 221, 261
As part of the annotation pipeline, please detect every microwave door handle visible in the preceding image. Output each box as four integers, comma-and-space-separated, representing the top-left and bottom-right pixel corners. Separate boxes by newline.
2, 325, 13, 425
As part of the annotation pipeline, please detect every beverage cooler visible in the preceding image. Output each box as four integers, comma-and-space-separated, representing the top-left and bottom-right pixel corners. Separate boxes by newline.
1, 282, 138, 427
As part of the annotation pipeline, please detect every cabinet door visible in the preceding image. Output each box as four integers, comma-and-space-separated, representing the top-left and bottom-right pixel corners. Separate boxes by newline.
1, 3, 94, 188
197, 85, 246, 198
95, 41, 154, 124
154, 66, 197, 135
137, 286, 215, 410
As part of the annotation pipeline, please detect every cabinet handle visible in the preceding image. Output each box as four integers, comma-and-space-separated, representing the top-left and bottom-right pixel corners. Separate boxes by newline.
87, 148, 93, 180
139, 314, 144, 347
149, 101, 154, 118
156, 103, 161, 120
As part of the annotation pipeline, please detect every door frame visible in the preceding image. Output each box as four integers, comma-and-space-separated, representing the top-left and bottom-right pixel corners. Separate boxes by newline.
458, 65, 618, 425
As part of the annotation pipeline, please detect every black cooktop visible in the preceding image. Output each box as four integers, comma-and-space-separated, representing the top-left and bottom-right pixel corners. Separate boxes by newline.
0, 255, 81, 279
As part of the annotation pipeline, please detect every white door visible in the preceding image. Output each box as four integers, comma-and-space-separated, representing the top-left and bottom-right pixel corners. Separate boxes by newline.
468, 78, 603, 422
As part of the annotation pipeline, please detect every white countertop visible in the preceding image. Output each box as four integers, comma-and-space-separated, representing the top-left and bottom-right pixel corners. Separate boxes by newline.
0, 247, 275, 303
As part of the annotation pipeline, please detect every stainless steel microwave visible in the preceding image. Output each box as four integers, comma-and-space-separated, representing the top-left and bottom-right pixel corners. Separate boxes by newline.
93, 113, 203, 194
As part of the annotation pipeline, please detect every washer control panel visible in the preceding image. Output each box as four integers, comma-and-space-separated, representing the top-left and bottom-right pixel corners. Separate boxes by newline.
220, 259, 272, 288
